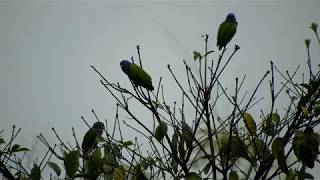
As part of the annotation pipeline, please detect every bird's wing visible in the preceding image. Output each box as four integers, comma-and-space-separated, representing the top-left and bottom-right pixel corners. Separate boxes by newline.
129, 64, 153, 88
217, 21, 237, 49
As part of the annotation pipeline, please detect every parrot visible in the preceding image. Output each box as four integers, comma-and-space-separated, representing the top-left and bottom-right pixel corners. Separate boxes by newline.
81, 122, 105, 155
120, 60, 154, 91
217, 13, 238, 50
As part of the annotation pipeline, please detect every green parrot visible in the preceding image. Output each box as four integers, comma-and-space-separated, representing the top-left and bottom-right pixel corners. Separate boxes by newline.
81, 122, 105, 155
120, 60, 154, 91
217, 13, 238, 50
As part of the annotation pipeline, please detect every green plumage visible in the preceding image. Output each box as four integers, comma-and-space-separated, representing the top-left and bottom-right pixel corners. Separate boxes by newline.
129, 63, 154, 90
217, 19, 237, 50
82, 129, 99, 155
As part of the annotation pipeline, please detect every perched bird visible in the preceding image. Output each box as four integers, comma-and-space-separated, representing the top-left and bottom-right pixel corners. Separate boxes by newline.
81, 122, 105, 155
120, 60, 154, 91
217, 13, 238, 50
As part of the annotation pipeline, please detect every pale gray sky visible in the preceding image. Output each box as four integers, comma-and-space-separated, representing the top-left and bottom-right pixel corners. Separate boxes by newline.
0, 1, 319, 178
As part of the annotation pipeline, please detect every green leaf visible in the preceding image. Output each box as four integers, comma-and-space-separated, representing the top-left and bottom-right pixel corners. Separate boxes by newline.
220, 135, 251, 166
47, 161, 61, 177
103, 150, 118, 168
87, 162, 102, 179
262, 113, 280, 136
181, 121, 193, 148
11, 144, 20, 152
293, 128, 319, 168
121, 140, 134, 148
113, 165, 126, 180
30, 164, 41, 180
251, 138, 271, 162
171, 158, 178, 174
87, 149, 103, 179
217, 130, 230, 148
104, 142, 121, 159
301, 106, 309, 117
305, 39, 311, 48
0, 137, 5, 144
92, 148, 102, 160
243, 112, 257, 136
229, 136, 242, 156
221, 136, 243, 158
310, 22, 318, 32
272, 137, 288, 173
302, 127, 319, 168
11, 144, 30, 153
304, 173, 314, 179
17, 147, 30, 152
298, 167, 314, 179
155, 121, 168, 142
293, 130, 304, 161
63, 150, 80, 178
268, 113, 280, 123
103, 154, 117, 168
229, 171, 239, 180
262, 120, 275, 136
203, 162, 211, 175
300, 83, 310, 90
178, 136, 186, 159
285, 169, 296, 180
172, 131, 179, 155
185, 172, 202, 180
10, 144, 29, 153
193, 51, 202, 61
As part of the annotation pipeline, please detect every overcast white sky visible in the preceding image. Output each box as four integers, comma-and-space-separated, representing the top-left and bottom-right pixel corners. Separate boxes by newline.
1, 1, 320, 178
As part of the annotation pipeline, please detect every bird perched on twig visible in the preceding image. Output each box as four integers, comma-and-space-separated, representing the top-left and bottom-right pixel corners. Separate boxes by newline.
217, 13, 238, 50
81, 122, 105, 155
120, 60, 154, 91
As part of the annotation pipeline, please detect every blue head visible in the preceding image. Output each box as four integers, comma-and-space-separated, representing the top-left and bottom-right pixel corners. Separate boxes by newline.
92, 121, 105, 136
226, 13, 237, 23
92, 121, 105, 130
120, 60, 131, 75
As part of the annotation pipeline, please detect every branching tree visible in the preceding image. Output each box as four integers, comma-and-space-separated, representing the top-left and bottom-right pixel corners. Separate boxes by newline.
1, 19, 319, 180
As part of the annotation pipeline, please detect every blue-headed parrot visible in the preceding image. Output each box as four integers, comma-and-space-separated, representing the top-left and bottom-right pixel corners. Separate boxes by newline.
81, 122, 105, 155
120, 60, 154, 91
217, 13, 238, 50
